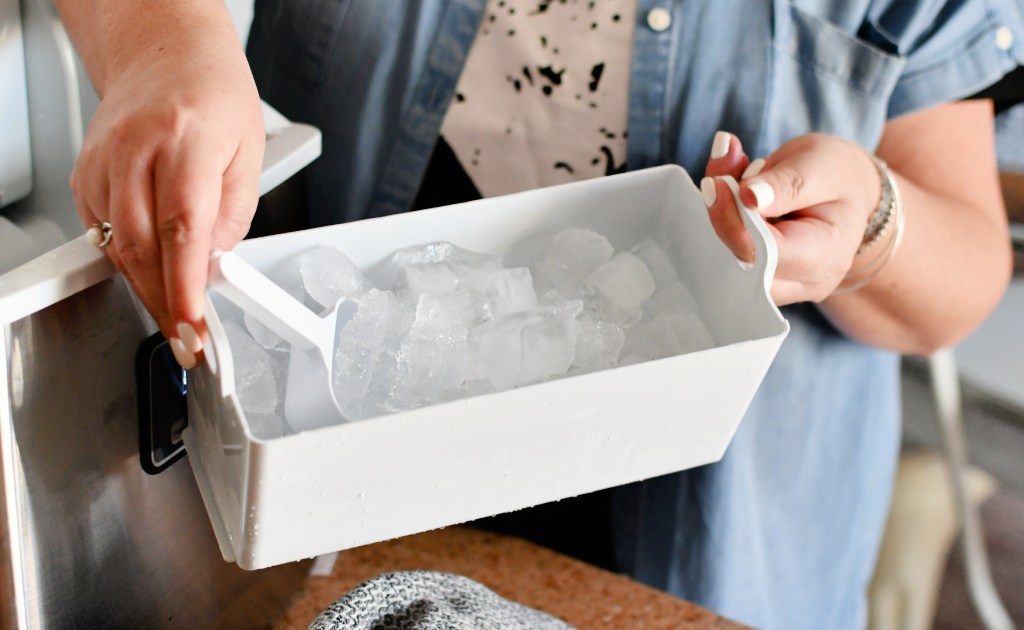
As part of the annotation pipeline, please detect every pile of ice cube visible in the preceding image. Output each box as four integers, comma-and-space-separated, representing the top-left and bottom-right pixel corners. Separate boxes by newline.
215, 227, 714, 436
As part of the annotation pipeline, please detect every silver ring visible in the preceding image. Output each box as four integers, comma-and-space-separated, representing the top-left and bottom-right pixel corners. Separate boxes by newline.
86, 221, 113, 248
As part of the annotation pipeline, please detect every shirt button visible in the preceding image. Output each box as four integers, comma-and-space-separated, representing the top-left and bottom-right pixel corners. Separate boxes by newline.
646, 8, 673, 32
995, 26, 1014, 51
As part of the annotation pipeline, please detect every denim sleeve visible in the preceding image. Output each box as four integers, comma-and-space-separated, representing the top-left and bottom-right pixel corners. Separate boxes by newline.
997, 103, 1024, 169
864, 0, 1024, 117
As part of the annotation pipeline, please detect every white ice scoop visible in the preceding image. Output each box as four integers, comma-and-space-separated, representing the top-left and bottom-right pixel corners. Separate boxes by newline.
208, 250, 355, 432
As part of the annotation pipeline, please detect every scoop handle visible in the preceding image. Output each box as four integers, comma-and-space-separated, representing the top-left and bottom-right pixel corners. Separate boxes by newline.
208, 250, 333, 352
720, 176, 779, 298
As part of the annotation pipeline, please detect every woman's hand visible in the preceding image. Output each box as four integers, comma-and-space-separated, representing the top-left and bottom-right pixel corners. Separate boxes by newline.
700, 100, 1011, 355
701, 132, 879, 305
58, 1, 265, 368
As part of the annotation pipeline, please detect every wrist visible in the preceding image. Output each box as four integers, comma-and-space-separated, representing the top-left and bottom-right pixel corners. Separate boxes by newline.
58, 0, 238, 94
833, 156, 905, 295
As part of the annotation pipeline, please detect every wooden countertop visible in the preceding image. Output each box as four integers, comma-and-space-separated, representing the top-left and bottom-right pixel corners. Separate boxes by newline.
268, 525, 748, 629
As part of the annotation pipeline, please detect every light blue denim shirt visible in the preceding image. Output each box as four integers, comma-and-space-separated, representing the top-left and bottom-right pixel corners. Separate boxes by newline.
248, 2, 1023, 628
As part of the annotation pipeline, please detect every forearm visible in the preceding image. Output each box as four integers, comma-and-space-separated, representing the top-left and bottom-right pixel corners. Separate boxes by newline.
54, 0, 240, 95
820, 101, 1012, 355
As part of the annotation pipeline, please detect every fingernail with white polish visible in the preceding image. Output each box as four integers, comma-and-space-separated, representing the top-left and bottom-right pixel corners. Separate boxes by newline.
700, 177, 717, 207
710, 131, 730, 160
742, 158, 765, 179
177, 321, 204, 354
169, 337, 198, 369
747, 180, 775, 209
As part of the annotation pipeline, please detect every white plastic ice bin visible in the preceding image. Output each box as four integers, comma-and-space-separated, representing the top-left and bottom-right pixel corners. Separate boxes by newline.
184, 165, 790, 570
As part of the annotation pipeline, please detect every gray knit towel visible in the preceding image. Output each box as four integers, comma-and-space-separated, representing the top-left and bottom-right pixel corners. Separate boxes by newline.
308, 570, 576, 630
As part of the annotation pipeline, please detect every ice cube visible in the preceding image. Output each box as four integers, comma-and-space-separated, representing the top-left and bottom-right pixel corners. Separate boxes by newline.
389, 241, 459, 267
468, 314, 525, 392
584, 252, 657, 326
485, 267, 537, 319
266, 346, 290, 409
244, 346, 290, 439
660, 311, 715, 354
620, 321, 658, 362
387, 242, 503, 288
445, 379, 497, 402
332, 289, 412, 420
573, 311, 625, 372
392, 333, 469, 411
448, 260, 506, 294
408, 293, 469, 342
360, 349, 399, 420
444, 244, 504, 271
388, 294, 470, 411
622, 311, 715, 360
333, 290, 417, 420
391, 242, 506, 300
223, 321, 278, 416
531, 227, 615, 300
643, 281, 701, 321
519, 301, 583, 385
394, 261, 461, 299
537, 289, 567, 306
631, 238, 679, 288
243, 311, 286, 349
546, 227, 614, 275
468, 300, 582, 391
532, 259, 586, 299
436, 289, 492, 327
333, 340, 378, 419
299, 245, 373, 310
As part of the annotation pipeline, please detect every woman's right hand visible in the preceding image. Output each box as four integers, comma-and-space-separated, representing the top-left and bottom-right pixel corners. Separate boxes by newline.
58, 1, 265, 368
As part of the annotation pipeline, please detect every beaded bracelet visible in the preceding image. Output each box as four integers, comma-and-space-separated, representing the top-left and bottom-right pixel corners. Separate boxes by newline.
833, 156, 905, 295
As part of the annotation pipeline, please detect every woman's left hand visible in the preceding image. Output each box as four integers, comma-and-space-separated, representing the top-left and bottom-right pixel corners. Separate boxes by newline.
701, 132, 880, 305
